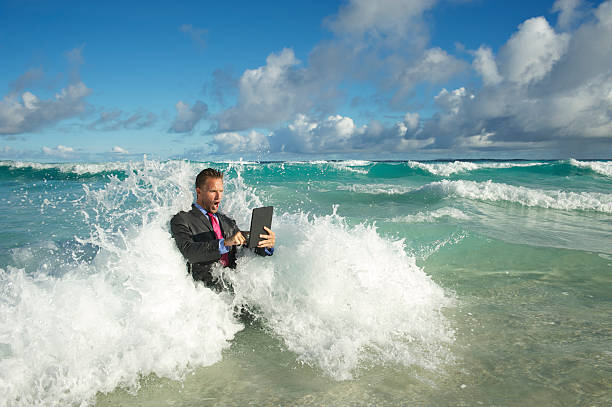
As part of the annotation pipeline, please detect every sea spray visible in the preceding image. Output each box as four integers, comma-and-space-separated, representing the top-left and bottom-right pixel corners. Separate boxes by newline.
224, 206, 455, 380
0, 160, 243, 406
209, 164, 456, 379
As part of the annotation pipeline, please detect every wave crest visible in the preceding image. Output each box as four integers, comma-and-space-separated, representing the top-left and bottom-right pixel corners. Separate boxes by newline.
569, 159, 612, 177
429, 179, 612, 213
407, 160, 544, 176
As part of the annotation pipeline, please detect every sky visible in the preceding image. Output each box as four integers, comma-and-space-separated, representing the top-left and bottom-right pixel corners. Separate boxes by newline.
1, 0, 611, 161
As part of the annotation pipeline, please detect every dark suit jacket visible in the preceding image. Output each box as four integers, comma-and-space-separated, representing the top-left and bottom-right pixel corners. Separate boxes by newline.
170, 204, 270, 289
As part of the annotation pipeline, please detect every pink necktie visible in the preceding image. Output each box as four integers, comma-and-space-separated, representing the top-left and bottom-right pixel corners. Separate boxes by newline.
208, 213, 229, 266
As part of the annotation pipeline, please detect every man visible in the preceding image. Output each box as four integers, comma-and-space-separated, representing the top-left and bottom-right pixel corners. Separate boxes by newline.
170, 168, 275, 289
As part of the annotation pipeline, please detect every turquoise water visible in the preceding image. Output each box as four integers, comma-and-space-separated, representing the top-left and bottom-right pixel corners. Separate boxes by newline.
0, 159, 610, 406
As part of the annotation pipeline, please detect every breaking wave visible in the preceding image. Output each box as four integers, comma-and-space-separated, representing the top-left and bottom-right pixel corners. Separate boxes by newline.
427, 179, 612, 213
225, 207, 454, 381
406, 160, 545, 176
569, 159, 612, 178
0, 159, 455, 406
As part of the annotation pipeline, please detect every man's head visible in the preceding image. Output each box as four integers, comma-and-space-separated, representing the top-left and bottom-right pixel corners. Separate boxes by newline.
195, 168, 224, 213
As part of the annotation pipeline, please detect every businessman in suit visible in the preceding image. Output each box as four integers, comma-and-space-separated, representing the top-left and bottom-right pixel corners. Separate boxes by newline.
170, 168, 275, 289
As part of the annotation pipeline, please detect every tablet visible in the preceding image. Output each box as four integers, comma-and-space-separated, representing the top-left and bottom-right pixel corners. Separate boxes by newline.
245, 206, 273, 248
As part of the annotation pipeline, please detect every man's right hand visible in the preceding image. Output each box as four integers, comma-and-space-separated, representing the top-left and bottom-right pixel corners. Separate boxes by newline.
225, 231, 247, 246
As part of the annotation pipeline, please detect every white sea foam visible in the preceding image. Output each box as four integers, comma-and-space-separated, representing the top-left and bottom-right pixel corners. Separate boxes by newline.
281, 160, 371, 173
0, 159, 456, 405
224, 206, 455, 381
427, 179, 612, 213
569, 159, 612, 177
337, 160, 371, 166
337, 183, 415, 195
328, 160, 372, 174
407, 160, 543, 176
0, 160, 135, 175
0, 160, 242, 406
391, 208, 470, 223
218, 159, 258, 165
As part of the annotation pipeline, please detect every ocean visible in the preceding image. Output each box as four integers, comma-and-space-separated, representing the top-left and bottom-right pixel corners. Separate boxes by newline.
0, 158, 610, 406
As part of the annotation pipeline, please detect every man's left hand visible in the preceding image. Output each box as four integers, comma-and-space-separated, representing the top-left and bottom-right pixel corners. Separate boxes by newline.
258, 226, 275, 248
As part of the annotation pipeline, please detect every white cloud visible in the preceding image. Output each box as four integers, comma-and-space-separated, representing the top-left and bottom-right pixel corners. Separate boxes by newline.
111, 146, 128, 154
214, 0, 611, 156
325, 0, 436, 46
215, 0, 451, 131
403, 112, 420, 131
278, 114, 360, 152
552, 0, 585, 29
216, 49, 319, 131
271, 113, 432, 154
169, 100, 208, 133
0, 82, 91, 135
66, 45, 85, 66
179, 24, 207, 48
42, 145, 75, 157
498, 17, 570, 85
213, 130, 270, 154
418, 1, 612, 155
434, 87, 474, 114
402, 48, 466, 85
9, 68, 44, 94
87, 109, 156, 131
472, 46, 502, 86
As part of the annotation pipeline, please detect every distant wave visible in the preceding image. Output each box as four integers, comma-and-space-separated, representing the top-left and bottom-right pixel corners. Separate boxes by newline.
4, 158, 611, 182
291, 160, 372, 174
406, 160, 544, 176
0, 160, 134, 174
428, 179, 612, 213
218, 160, 258, 165
569, 159, 612, 177
0, 161, 135, 181
337, 183, 415, 195
346, 179, 612, 213
330, 160, 372, 174
391, 207, 470, 223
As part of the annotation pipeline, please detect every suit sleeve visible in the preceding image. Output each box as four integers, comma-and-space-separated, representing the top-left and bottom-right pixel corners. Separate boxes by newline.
170, 213, 221, 264
224, 216, 240, 238
254, 247, 274, 256
218, 213, 273, 257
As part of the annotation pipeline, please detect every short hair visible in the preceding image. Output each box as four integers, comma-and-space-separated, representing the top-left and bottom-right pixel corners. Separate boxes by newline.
195, 168, 224, 189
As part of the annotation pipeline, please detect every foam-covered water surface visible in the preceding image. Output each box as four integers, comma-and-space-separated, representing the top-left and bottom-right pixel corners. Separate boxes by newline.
0, 159, 610, 406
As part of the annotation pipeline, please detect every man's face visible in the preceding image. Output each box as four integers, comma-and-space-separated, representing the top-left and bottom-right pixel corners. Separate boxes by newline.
196, 177, 224, 213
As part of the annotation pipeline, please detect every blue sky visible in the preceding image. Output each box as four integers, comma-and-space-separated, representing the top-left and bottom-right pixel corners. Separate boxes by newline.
1, 0, 611, 161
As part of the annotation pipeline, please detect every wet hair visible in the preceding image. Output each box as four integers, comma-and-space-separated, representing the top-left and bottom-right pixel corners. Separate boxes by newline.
195, 168, 224, 189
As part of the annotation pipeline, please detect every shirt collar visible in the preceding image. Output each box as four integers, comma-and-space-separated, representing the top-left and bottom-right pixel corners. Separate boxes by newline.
194, 202, 216, 218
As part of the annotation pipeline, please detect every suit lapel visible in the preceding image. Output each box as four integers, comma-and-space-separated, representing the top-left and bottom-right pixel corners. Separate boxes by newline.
190, 205, 213, 232
191, 205, 228, 238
